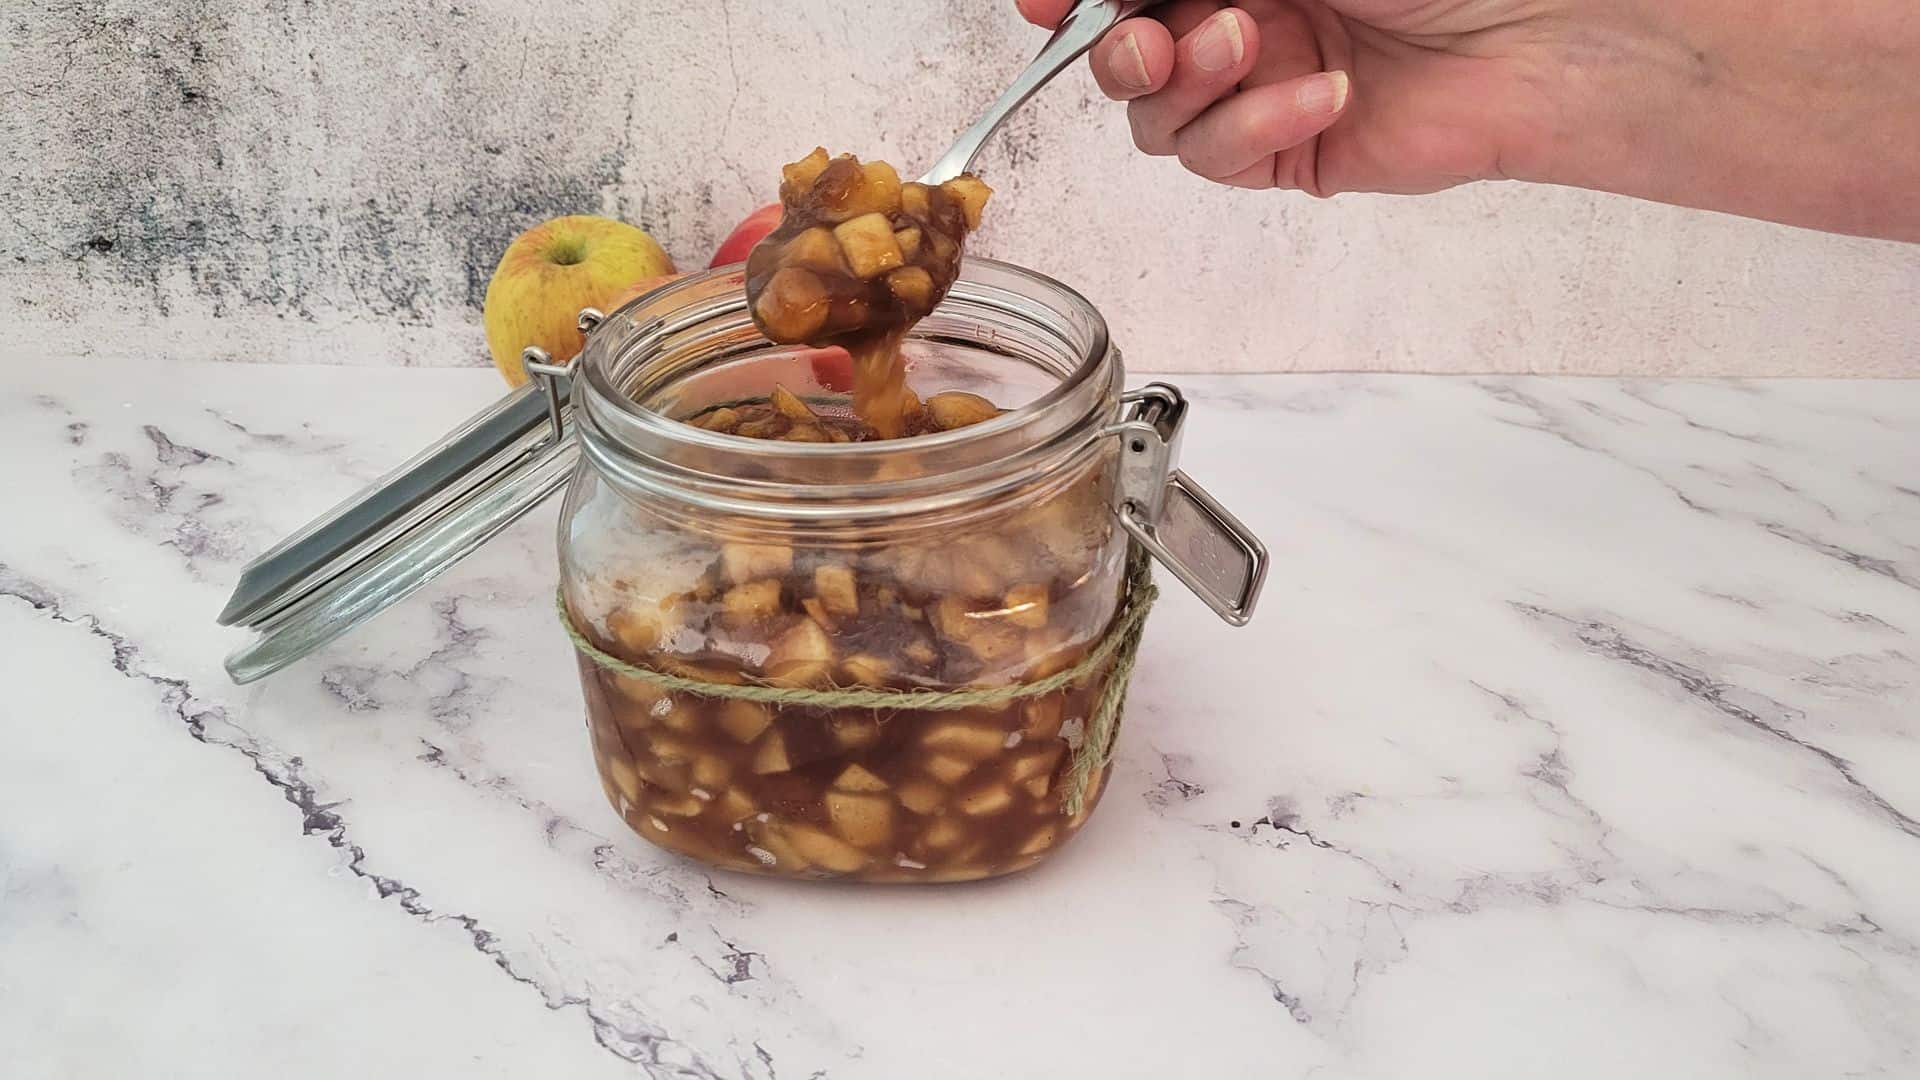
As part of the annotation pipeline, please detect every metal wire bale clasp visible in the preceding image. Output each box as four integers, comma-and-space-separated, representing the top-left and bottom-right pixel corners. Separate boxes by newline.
519, 307, 606, 446
1103, 383, 1269, 626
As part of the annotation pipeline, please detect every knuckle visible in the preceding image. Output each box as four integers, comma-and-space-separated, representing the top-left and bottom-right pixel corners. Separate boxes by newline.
1128, 110, 1175, 156
1174, 143, 1222, 180
1135, 132, 1176, 156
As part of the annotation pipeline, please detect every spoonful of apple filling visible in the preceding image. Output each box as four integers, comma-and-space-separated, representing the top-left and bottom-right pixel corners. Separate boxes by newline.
744, 148, 990, 438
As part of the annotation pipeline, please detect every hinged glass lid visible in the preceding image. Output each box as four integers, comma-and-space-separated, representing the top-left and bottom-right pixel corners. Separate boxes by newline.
215, 315, 595, 684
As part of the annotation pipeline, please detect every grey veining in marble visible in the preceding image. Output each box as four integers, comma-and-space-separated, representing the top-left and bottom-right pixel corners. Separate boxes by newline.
2, 357, 1916, 1078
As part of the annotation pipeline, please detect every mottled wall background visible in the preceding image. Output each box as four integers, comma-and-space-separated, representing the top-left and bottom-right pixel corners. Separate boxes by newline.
4, 0, 1917, 376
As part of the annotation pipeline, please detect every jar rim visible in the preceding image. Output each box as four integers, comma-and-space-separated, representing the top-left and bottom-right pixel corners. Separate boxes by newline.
572, 257, 1123, 522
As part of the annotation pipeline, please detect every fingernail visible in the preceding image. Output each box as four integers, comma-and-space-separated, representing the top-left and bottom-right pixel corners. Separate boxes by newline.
1112, 32, 1151, 90
1297, 70, 1350, 116
1191, 11, 1244, 73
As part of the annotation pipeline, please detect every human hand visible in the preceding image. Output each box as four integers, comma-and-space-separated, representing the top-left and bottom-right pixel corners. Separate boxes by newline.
1016, 0, 1561, 196
1017, 0, 1920, 240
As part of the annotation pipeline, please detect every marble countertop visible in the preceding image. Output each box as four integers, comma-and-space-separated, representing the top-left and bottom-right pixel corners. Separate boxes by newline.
4, 358, 1917, 1079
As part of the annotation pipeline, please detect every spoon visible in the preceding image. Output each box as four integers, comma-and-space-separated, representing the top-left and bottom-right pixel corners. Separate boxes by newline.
917, 0, 1163, 184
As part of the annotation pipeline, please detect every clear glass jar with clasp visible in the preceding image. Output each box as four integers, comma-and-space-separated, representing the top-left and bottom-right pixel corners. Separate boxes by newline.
556, 260, 1262, 882
216, 257, 1266, 885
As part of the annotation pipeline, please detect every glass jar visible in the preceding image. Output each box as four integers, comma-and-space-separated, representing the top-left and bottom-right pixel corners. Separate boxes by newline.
217, 257, 1265, 884
559, 261, 1137, 882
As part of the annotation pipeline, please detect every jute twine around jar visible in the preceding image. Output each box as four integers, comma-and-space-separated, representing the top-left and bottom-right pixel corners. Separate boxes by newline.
556, 547, 1158, 816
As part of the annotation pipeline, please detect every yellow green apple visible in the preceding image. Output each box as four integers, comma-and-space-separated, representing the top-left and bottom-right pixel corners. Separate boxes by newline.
482, 215, 675, 386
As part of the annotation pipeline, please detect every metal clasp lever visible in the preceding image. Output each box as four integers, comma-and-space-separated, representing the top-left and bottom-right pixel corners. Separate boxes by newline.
1106, 383, 1269, 626
518, 308, 605, 446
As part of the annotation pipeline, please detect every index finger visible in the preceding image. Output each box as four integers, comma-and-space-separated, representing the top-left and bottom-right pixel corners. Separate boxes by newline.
1015, 0, 1075, 28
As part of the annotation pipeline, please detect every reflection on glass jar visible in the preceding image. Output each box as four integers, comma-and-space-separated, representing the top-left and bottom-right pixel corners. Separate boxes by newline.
558, 260, 1134, 883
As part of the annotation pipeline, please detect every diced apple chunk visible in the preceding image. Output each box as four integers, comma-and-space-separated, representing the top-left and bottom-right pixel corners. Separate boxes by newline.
613, 672, 665, 709
607, 608, 663, 653
956, 535, 1021, 598
895, 778, 946, 815
833, 763, 890, 792
659, 656, 745, 685
941, 174, 994, 230
751, 730, 792, 774
781, 147, 830, 195
921, 718, 1010, 760
770, 383, 818, 422
1008, 743, 1064, 784
607, 756, 642, 804
860, 159, 903, 207
651, 791, 705, 817
716, 699, 772, 743
826, 790, 894, 848
828, 297, 870, 333
833, 213, 905, 279
956, 783, 1013, 816
1022, 697, 1064, 741
900, 182, 932, 219
968, 623, 1024, 665
634, 755, 691, 794
923, 753, 976, 785
925, 391, 999, 431
926, 228, 957, 262
801, 597, 836, 629
691, 406, 739, 433
840, 653, 891, 686
691, 754, 733, 789
766, 618, 835, 687
1024, 630, 1080, 679
920, 815, 969, 851
783, 823, 872, 872
813, 564, 859, 616
691, 406, 738, 432
886, 266, 935, 310
932, 596, 981, 641
772, 617, 834, 663
1002, 583, 1049, 628
753, 266, 830, 342
722, 578, 782, 623
893, 226, 922, 261
781, 226, 843, 272
720, 542, 793, 584
715, 786, 758, 824
746, 819, 812, 871
657, 698, 703, 733
1018, 824, 1059, 855
647, 731, 699, 764
829, 714, 881, 750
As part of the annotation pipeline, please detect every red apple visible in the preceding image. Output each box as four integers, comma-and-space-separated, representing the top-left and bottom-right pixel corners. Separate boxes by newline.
803, 346, 854, 393
709, 203, 783, 268
607, 272, 688, 310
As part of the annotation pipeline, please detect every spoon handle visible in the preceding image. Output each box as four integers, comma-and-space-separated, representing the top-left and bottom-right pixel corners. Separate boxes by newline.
918, 0, 1164, 184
